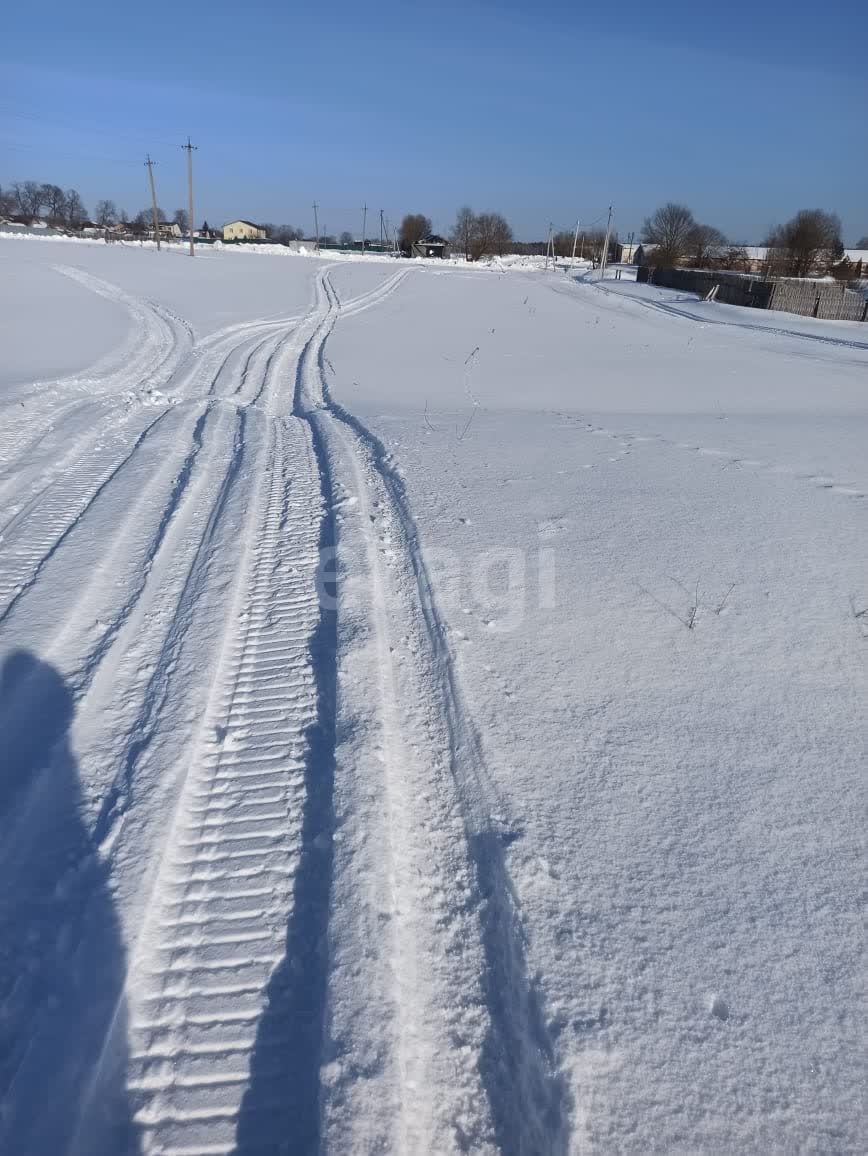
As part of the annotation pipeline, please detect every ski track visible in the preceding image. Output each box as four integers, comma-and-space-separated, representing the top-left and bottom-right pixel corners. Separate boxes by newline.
2, 262, 568, 1155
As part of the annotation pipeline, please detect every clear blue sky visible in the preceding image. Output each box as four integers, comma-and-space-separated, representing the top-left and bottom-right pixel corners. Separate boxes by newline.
2, 0, 866, 243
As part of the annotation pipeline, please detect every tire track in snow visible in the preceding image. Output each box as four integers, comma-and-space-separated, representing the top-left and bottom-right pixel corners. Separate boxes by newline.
2, 272, 335, 1154
92, 266, 421, 1153
68, 276, 340, 1154
0, 308, 319, 625
0, 268, 191, 473
0, 405, 175, 626
119, 420, 323, 1156
295, 269, 568, 1153
573, 274, 868, 355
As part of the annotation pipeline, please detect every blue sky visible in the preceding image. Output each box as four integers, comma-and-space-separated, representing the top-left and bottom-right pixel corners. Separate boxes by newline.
2, 0, 866, 242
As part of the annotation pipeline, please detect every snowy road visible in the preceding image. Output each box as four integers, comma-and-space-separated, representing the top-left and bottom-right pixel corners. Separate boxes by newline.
1, 241, 865, 1154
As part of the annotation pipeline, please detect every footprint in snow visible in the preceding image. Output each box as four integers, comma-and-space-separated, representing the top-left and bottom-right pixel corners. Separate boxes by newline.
709, 994, 730, 1022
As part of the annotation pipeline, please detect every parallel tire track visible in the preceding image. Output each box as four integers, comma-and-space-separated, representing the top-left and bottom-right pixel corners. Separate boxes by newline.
122, 420, 322, 1156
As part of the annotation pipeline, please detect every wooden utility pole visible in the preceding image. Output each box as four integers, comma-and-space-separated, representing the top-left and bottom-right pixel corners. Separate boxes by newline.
362, 203, 367, 252
600, 204, 613, 278
544, 222, 553, 270
145, 154, 160, 251
182, 137, 196, 257
313, 202, 320, 250
379, 208, 385, 250
570, 217, 581, 273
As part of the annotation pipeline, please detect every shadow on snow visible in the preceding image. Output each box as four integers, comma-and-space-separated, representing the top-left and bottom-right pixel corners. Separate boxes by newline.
0, 648, 138, 1155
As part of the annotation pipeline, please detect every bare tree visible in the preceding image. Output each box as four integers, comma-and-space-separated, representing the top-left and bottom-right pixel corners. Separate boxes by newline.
172, 208, 189, 234
855, 235, 868, 248
466, 211, 513, 259
765, 209, 843, 277
262, 223, 302, 244
451, 205, 475, 260
94, 199, 118, 227
13, 180, 44, 217
133, 206, 166, 233
63, 188, 87, 225
641, 202, 697, 266
0, 184, 15, 216
339, 230, 354, 247
41, 184, 67, 221
399, 213, 431, 255
487, 212, 513, 257
687, 223, 727, 266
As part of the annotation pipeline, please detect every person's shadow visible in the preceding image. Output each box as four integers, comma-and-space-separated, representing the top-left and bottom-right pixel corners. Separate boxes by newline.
0, 649, 139, 1155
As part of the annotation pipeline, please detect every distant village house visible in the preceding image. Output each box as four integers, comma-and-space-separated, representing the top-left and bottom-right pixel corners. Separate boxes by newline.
223, 219, 267, 241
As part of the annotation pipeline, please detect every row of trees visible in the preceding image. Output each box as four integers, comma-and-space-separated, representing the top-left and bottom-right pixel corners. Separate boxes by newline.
642, 201, 862, 277
0, 179, 197, 235
1, 180, 88, 226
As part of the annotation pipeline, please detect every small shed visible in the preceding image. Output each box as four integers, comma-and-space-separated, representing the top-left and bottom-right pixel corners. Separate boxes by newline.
411, 234, 450, 259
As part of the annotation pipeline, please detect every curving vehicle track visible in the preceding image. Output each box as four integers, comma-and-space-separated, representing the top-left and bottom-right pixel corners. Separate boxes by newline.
1, 262, 566, 1156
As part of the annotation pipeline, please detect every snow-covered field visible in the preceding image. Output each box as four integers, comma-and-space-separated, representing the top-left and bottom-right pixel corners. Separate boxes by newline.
0, 236, 865, 1155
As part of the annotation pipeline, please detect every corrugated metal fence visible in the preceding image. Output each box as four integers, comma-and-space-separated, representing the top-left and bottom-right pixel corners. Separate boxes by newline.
637, 266, 868, 322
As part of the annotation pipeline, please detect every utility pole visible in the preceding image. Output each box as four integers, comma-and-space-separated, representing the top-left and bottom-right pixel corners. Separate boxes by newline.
570, 217, 581, 274
379, 208, 385, 251
600, 204, 613, 278
362, 203, 367, 253
182, 136, 196, 257
544, 222, 553, 270
145, 154, 160, 252
313, 202, 320, 250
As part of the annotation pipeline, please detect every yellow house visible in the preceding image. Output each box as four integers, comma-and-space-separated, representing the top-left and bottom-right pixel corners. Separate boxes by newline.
223, 219, 267, 241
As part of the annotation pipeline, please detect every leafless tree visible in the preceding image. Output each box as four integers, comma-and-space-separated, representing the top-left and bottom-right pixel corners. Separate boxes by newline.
399, 213, 431, 254
13, 180, 44, 216
467, 211, 513, 259
687, 223, 727, 266
0, 184, 15, 216
855, 235, 868, 248
172, 208, 189, 234
64, 188, 87, 225
486, 212, 513, 257
641, 202, 697, 266
133, 206, 166, 232
451, 205, 475, 260
41, 184, 67, 221
764, 209, 843, 277
94, 199, 118, 227
339, 230, 353, 247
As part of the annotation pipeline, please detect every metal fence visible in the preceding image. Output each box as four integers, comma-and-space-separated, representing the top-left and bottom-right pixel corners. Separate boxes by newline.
637, 266, 868, 322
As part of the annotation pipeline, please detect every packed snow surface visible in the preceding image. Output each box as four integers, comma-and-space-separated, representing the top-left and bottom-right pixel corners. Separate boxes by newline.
0, 236, 865, 1155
